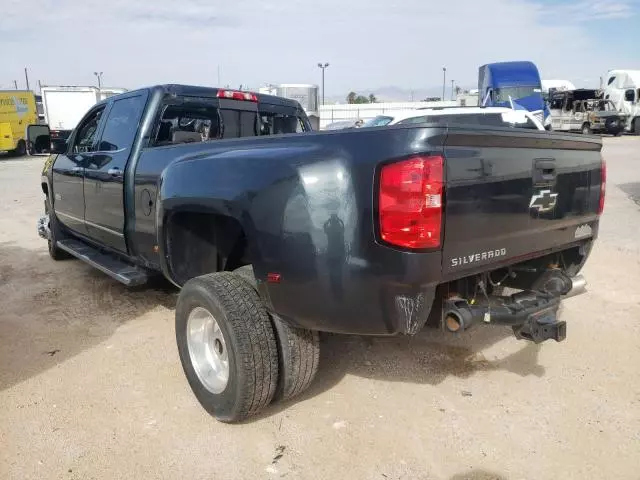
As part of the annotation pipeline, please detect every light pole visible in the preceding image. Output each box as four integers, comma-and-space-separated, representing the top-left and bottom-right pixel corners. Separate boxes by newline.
442, 67, 446, 101
317, 62, 329, 105
94, 71, 103, 90
451, 79, 455, 101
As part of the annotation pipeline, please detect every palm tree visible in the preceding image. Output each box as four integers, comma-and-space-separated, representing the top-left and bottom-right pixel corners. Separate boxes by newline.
347, 92, 357, 104
368, 94, 377, 103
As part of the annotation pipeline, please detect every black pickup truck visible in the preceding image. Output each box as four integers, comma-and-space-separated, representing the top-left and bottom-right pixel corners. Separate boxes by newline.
38, 84, 605, 422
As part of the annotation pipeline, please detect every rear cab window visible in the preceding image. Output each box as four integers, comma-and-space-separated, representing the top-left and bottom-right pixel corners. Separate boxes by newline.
151, 92, 309, 147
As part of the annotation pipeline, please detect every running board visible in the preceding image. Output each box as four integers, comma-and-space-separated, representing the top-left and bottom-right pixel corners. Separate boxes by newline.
56, 239, 148, 287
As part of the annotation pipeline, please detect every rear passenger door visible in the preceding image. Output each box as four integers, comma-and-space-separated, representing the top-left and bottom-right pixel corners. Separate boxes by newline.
83, 92, 147, 252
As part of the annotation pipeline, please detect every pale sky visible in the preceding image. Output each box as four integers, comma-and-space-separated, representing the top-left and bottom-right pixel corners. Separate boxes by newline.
2, 0, 639, 95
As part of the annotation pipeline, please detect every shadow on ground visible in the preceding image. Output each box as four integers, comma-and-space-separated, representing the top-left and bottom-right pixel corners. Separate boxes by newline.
0, 242, 177, 392
618, 182, 640, 207
0, 241, 546, 418
247, 300, 545, 422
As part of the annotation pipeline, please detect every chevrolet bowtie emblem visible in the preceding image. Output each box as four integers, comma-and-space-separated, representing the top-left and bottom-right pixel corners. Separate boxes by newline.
529, 189, 558, 212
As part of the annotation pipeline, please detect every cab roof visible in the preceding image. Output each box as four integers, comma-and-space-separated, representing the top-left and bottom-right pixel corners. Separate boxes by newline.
153, 84, 303, 108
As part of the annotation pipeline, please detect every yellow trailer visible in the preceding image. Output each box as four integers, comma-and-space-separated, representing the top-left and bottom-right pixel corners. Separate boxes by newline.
0, 90, 39, 155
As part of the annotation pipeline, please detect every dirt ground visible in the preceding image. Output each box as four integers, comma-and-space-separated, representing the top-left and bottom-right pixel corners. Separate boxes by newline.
1, 138, 639, 480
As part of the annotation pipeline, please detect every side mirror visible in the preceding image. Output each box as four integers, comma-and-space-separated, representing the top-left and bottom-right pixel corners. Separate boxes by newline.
51, 138, 68, 154
26, 124, 51, 155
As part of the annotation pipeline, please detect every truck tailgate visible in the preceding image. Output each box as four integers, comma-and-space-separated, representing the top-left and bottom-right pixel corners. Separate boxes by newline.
442, 129, 603, 277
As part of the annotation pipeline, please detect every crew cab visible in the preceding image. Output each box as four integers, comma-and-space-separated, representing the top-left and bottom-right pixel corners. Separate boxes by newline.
39, 84, 605, 422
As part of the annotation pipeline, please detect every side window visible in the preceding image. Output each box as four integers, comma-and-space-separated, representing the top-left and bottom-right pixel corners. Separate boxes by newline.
607, 76, 616, 86
624, 89, 636, 102
73, 108, 105, 153
97, 96, 145, 151
258, 113, 305, 135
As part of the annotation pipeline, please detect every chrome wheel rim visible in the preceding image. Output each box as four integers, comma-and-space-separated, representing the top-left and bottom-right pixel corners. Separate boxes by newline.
186, 306, 229, 394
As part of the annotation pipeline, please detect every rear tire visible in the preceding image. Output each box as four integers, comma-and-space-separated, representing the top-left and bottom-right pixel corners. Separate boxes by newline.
176, 272, 279, 422
10, 140, 27, 157
581, 123, 592, 135
272, 317, 320, 401
633, 118, 640, 136
233, 265, 321, 401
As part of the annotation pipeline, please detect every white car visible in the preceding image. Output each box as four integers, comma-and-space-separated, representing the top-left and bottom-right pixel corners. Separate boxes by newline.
361, 106, 546, 131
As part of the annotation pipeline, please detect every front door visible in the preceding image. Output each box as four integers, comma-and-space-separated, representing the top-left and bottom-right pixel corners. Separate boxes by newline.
83, 93, 147, 252
51, 106, 106, 235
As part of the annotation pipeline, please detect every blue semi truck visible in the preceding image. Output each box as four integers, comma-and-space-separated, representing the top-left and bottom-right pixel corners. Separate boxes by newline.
479, 61, 550, 128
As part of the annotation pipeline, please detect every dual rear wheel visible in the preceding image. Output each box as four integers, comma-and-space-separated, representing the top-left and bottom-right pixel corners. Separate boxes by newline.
175, 269, 320, 422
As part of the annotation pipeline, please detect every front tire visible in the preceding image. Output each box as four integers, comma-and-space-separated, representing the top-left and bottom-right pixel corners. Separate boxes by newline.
581, 123, 592, 135
45, 197, 71, 260
176, 272, 279, 422
633, 118, 640, 136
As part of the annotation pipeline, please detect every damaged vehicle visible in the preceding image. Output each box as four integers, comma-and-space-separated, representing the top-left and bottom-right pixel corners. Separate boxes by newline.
548, 89, 627, 135
39, 84, 605, 422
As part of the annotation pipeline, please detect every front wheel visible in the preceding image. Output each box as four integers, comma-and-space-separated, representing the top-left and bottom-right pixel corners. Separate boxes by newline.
581, 123, 592, 135
176, 272, 279, 422
45, 197, 71, 260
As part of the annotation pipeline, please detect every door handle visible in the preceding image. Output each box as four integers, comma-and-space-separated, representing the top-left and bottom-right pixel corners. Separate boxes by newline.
107, 167, 123, 177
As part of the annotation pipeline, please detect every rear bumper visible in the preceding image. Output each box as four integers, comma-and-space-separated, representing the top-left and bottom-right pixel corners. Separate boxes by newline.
261, 246, 587, 337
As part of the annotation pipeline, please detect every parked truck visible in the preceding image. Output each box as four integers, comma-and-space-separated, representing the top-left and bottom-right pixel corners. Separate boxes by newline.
548, 89, 627, 135
0, 90, 39, 156
39, 84, 604, 422
603, 69, 640, 135
479, 61, 549, 127
41, 85, 127, 141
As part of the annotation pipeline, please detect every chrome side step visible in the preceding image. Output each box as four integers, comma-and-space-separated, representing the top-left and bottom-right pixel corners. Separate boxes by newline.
56, 239, 148, 287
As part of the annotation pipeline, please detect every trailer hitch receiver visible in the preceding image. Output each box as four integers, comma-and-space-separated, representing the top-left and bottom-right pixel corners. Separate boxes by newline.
512, 307, 566, 343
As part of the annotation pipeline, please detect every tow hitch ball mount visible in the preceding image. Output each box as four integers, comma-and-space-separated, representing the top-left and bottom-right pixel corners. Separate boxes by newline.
512, 309, 566, 344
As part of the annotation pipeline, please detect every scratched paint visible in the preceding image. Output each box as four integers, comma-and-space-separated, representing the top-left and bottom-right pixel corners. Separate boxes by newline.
395, 293, 425, 335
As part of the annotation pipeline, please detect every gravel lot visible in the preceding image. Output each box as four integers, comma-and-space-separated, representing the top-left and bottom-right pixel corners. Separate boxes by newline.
1, 138, 639, 480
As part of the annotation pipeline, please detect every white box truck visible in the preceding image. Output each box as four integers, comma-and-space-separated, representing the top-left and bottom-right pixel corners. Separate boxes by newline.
41, 86, 127, 140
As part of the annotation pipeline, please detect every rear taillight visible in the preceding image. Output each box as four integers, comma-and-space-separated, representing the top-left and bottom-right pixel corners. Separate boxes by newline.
217, 89, 258, 102
598, 157, 606, 215
379, 154, 444, 249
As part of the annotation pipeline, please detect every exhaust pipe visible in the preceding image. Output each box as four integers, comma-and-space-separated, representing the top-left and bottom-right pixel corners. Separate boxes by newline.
563, 274, 587, 299
443, 299, 476, 333
445, 311, 464, 332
